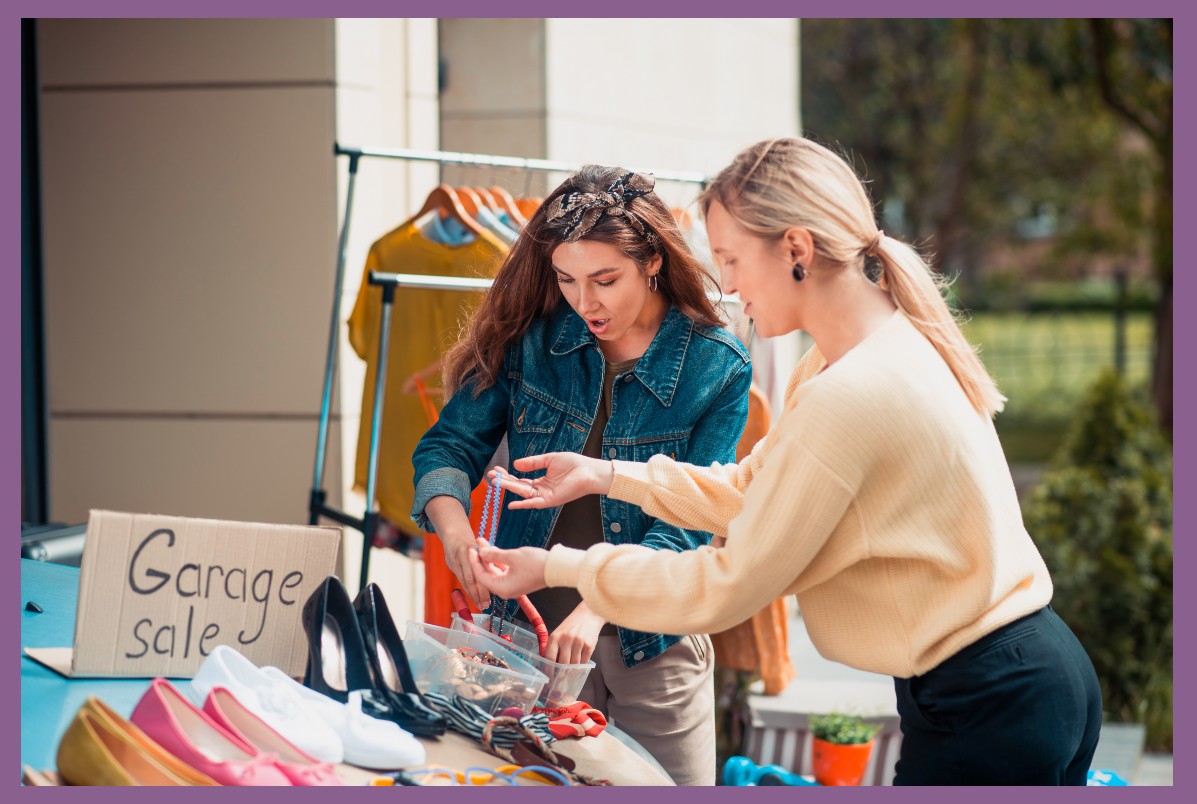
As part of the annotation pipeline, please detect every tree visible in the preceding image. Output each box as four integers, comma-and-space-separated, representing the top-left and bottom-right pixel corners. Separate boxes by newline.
1088, 19, 1172, 435
801, 20, 1167, 426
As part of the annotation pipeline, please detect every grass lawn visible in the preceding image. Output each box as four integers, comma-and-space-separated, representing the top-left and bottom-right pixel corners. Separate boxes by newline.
960, 311, 1153, 462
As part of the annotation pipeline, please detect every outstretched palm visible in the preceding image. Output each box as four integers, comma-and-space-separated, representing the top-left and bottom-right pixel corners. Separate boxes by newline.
488, 452, 609, 509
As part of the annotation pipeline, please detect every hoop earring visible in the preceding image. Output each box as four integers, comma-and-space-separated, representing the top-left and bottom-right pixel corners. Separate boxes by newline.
649, 274, 659, 293
792, 263, 806, 282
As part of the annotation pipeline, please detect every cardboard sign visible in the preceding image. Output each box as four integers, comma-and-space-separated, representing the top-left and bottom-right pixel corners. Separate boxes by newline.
24, 510, 341, 679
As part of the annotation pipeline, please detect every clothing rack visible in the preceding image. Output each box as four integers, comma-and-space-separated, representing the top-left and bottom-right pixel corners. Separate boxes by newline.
309, 144, 710, 592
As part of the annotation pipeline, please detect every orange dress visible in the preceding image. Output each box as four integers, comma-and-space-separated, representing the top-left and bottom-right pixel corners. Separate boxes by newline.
709, 384, 796, 694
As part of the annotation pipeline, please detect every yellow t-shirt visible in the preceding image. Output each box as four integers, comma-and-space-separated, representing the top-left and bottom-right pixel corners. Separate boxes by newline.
346, 219, 507, 528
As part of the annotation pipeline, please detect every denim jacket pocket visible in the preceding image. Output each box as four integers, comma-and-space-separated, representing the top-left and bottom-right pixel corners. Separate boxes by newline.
511, 385, 564, 432
509, 384, 566, 463
629, 432, 689, 463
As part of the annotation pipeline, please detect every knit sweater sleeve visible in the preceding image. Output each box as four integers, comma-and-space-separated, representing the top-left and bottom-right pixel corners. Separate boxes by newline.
544, 421, 858, 635
601, 343, 828, 538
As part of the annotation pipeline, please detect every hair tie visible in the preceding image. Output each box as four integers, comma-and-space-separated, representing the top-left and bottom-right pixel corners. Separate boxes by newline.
865, 230, 885, 257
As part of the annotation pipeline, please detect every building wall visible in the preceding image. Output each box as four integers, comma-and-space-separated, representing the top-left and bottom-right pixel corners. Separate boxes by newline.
439, 17, 806, 412
38, 19, 341, 531
543, 19, 800, 176
36, 18, 439, 624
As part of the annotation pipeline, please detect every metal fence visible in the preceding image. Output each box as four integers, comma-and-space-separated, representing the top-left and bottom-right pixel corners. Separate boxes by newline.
962, 310, 1152, 421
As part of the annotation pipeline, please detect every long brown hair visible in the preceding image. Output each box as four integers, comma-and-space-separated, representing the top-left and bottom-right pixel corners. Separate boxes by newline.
700, 138, 1005, 416
445, 165, 723, 395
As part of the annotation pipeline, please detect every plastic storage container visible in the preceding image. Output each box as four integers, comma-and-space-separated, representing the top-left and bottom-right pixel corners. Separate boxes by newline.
404, 621, 548, 715
450, 613, 595, 708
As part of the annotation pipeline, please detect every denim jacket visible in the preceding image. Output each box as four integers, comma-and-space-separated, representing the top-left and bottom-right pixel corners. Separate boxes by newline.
411, 303, 751, 667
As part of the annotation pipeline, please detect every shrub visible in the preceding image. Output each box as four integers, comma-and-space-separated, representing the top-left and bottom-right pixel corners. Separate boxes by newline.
810, 713, 881, 745
1023, 369, 1172, 750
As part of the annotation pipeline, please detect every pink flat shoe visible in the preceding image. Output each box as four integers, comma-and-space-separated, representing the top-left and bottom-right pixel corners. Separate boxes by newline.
203, 687, 344, 786
130, 678, 292, 786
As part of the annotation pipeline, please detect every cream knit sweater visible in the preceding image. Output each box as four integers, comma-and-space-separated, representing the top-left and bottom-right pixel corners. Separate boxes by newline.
544, 310, 1052, 678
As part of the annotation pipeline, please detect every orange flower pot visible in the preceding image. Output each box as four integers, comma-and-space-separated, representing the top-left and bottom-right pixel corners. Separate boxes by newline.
811, 737, 874, 786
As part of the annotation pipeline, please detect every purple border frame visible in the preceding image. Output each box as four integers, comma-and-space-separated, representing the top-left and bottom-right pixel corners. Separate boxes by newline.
7, 3, 1187, 801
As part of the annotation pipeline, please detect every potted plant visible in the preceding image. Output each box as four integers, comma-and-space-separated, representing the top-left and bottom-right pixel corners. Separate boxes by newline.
809, 712, 881, 786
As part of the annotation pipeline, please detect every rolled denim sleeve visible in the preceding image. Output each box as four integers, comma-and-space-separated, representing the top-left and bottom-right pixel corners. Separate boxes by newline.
638, 358, 752, 553
410, 354, 513, 533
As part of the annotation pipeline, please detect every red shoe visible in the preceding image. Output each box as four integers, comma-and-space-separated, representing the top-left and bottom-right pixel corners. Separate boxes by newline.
533, 701, 607, 739
130, 678, 292, 786
202, 687, 344, 786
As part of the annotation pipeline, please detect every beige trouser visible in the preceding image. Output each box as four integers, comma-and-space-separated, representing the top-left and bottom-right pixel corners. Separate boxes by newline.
578, 633, 716, 786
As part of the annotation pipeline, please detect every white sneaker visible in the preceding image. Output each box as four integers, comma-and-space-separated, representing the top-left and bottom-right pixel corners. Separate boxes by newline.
260, 666, 426, 770
190, 644, 344, 764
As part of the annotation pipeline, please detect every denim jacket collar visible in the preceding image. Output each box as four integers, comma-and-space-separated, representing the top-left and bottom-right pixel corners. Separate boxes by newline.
549, 304, 692, 407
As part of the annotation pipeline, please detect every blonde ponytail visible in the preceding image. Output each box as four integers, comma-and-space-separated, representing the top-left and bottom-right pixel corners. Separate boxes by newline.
701, 137, 1005, 417
873, 236, 1006, 415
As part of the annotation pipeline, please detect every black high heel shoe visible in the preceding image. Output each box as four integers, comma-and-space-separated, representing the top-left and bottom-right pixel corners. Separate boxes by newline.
301, 576, 445, 737
354, 583, 446, 738
301, 575, 375, 700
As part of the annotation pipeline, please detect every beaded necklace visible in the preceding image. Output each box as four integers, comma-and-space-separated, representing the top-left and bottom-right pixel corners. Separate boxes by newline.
472, 469, 550, 657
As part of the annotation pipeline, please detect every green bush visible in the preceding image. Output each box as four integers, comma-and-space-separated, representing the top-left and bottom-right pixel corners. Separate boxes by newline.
809, 713, 881, 745
1023, 369, 1173, 750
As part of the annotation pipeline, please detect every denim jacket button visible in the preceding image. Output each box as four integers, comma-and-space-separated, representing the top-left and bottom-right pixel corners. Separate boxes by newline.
607, 447, 617, 459
610, 522, 622, 533
633, 650, 645, 661
622, 374, 634, 383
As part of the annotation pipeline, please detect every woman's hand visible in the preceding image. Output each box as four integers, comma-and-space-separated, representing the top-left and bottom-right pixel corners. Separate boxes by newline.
424, 496, 491, 607
442, 530, 493, 608
487, 453, 614, 509
469, 539, 550, 599
546, 602, 605, 665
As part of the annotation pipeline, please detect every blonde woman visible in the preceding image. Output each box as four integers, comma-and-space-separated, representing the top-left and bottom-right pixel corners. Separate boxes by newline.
471, 138, 1102, 785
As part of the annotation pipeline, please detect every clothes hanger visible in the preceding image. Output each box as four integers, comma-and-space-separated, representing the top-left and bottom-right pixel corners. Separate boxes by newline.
396, 184, 486, 237
471, 187, 502, 214
454, 186, 484, 221
515, 197, 542, 219
486, 185, 528, 228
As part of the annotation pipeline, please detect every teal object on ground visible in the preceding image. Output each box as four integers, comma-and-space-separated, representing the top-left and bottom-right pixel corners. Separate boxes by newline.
723, 755, 820, 786
1087, 769, 1130, 786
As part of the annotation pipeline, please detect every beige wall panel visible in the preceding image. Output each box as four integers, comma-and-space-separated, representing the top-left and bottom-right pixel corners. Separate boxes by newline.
440, 113, 547, 160
38, 19, 335, 87
48, 418, 340, 528
438, 19, 544, 115
440, 113, 554, 197
40, 87, 337, 415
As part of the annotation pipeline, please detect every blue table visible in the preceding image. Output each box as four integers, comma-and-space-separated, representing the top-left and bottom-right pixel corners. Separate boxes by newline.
20, 559, 175, 774
19, 559, 673, 784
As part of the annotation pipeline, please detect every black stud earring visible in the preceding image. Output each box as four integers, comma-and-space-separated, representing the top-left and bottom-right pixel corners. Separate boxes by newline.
792, 263, 806, 282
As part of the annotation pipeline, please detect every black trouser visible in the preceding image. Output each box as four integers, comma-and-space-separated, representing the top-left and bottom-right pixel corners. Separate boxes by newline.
893, 606, 1102, 785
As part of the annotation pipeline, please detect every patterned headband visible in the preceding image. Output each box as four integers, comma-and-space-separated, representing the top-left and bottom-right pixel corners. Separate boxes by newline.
544, 171, 659, 246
